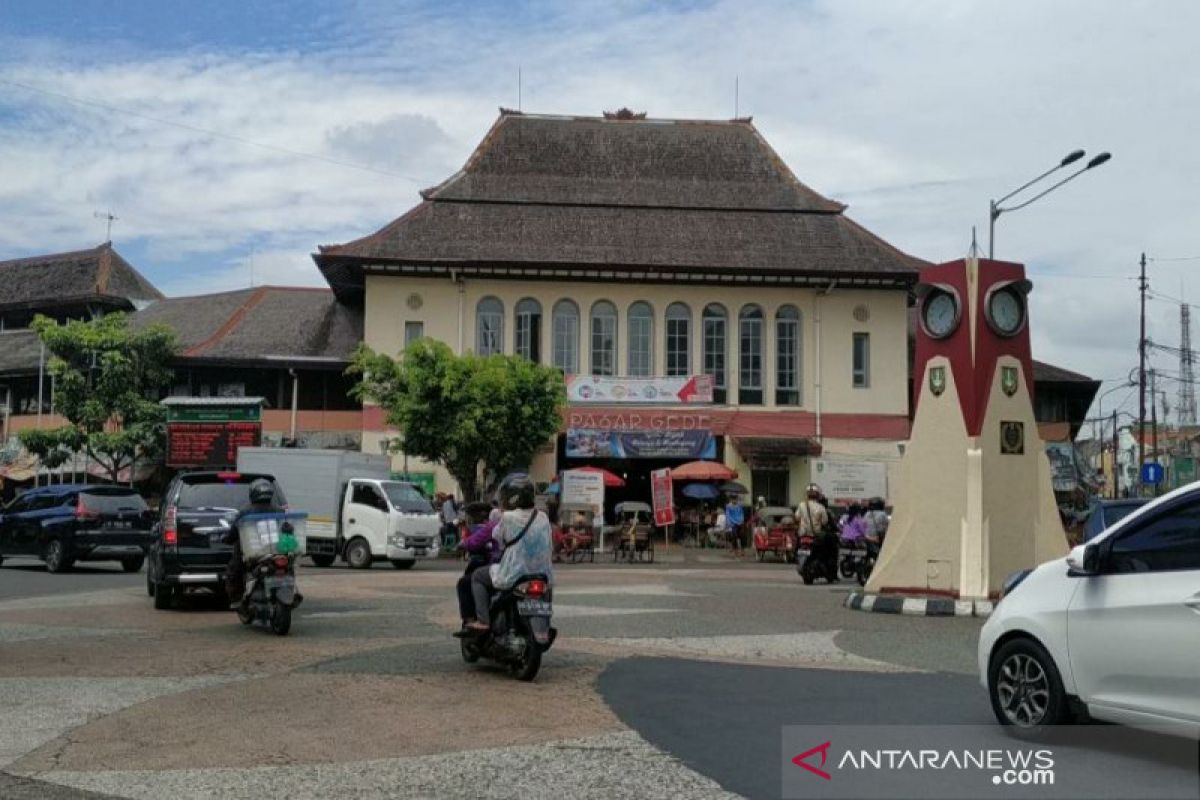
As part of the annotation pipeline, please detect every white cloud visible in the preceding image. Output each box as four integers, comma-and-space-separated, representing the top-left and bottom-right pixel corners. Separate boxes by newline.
1, 0, 1199, 422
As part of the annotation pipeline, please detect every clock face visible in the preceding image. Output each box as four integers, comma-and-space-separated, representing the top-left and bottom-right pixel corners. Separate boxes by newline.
922, 291, 959, 339
988, 288, 1025, 336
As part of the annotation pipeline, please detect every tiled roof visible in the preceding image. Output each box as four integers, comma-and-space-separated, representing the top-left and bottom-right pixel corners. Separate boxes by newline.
0, 243, 163, 312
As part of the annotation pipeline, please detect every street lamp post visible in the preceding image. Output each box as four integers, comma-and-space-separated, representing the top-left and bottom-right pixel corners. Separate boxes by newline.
989, 149, 1112, 259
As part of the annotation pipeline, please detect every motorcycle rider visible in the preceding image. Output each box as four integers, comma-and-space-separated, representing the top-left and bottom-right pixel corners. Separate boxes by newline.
465, 473, 554, 634
224, 478, 284, 605
796, 484, 837, 580
864, 497, 889, 545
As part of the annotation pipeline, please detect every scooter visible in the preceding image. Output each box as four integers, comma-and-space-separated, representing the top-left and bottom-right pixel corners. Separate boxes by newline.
459, 573, 556, 681
795, 532, 839, 585
236, 550, 302, 636
839, 537, 869, 579
856, 538, 883, 586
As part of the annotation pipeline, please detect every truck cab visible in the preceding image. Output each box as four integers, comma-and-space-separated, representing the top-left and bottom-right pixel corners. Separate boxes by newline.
339, 479, 440, 570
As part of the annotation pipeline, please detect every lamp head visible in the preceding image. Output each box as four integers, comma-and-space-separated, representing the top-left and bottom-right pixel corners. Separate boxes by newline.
1060, 149, 1086, 167
1086, 152, 1112, 169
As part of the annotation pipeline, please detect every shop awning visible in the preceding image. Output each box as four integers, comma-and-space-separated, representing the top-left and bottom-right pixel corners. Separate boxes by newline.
732, 436, 822, 469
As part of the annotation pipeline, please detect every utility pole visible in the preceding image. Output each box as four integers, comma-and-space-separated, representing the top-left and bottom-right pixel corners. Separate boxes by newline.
1137, 252, 1147, 495
1111, 410, 1119, 498
1150, 368, 1160, 496
1180, 303, 1197, 425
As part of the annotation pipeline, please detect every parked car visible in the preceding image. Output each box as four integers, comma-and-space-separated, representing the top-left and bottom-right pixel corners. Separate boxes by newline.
147, 471, 286, 609
0, 484, 153, 573
1081, 497, 1150, 542
980, 482, 1200, 737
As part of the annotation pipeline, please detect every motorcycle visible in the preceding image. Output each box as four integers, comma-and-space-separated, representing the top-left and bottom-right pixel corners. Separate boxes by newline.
839, 537, 869, 580
460, 573, 557, 681
856, 538, 882, 586
795, 531, 839, 585
237, 550, 302, 635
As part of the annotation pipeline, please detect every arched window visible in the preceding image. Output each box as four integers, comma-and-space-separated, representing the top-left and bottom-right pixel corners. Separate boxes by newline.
476, 297, 504, 356
627, 302, 654, 377
551, 299, 579, 375
738, 304, 764, 405
702, 303, 728, 404
590, 300, 618, 377
515, 298, 542, 363
665, 303, 691, 377
776, 305, 801, 406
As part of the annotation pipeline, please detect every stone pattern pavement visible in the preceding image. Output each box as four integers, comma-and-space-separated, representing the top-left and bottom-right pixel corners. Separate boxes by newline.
0, 558, 982, 798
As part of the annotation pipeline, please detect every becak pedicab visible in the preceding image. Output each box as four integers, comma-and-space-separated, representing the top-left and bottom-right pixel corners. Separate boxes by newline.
558, 502, 596, 563
753, 506, 798, 562
613, 502, 655, 563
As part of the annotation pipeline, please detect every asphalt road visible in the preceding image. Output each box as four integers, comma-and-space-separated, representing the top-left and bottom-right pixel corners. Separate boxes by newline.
0, 559, 144, 600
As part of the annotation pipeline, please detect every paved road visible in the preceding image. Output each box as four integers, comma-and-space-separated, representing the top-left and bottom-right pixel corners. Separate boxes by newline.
0, 555, 997, 799
0, 560, 144, 601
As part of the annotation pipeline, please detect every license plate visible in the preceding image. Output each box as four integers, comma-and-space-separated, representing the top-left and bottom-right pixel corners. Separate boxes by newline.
517, 599, 552, 616
414, 548, 426, 556
108, 521, 132, 529
798, 549, 811, 557
264, 575, 294, 591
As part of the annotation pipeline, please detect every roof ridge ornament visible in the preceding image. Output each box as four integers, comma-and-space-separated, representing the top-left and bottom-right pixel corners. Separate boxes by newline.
603, 108, 647, 120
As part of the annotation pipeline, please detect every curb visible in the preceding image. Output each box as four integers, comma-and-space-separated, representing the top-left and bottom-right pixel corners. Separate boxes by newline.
845, 591, 993, 618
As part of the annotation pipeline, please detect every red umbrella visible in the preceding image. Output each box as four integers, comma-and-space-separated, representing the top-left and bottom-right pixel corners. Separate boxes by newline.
568, 465, 626, 487
670, 460, 737, 481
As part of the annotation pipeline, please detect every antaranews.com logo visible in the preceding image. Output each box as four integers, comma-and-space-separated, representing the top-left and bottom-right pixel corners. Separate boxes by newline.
781, 725, 1199, 800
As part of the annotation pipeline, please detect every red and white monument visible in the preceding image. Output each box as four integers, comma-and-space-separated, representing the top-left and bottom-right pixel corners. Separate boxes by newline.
865, 257, 1068, 602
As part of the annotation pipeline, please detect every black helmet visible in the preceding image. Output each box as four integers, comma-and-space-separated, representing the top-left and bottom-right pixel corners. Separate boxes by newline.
496, 473, 535, 510
868, 497, 886, 512
249, 478, 275, 505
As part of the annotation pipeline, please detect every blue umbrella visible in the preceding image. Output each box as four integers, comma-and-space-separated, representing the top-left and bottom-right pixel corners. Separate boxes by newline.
545, 482, 561, 495
682, 483, 720, 500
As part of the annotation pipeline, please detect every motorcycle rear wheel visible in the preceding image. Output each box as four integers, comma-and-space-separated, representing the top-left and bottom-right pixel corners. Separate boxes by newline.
269, 601, 292, 636
510, 641, 542, 682
460, 639, 480, 664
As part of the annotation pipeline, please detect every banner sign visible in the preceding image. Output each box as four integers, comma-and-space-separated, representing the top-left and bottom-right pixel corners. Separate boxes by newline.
651, 467, 675, 527
565, 374, 713, 405
812, 460, 888, 503
566, 428, 716, 459
560, 469, 605, 514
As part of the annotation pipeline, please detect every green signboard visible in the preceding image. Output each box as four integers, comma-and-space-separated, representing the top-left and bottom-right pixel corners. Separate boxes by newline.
393, 471, 437, 498
165, 406, 262, 423
1174, 457, 1195, 489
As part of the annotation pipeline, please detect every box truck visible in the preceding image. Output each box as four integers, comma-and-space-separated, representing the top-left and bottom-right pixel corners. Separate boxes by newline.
236, 448, 441, 569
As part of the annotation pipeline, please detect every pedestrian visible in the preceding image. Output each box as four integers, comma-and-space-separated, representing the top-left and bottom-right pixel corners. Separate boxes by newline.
725, 497, 745, 558
440, 492, 460, 550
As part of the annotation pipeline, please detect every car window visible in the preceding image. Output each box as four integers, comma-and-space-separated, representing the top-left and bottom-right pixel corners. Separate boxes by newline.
350, 483, 387, 511
79, 491, 148, 514
26, 494, 60, 511
1108, 500, 1200, 574
381, 482, 434, 514
175, 478, 286, 511
4, 495, 30, 513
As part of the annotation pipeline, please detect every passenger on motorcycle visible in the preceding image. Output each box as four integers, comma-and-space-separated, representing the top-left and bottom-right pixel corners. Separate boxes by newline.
864, 497, 889, 545
838, 504, 868, 544
455, 508, 502, 630
465, 474, 554, 634
224, 478, 284, 604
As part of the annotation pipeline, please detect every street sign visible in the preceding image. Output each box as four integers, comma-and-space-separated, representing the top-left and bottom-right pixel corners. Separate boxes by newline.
1141, 462, 1164, 485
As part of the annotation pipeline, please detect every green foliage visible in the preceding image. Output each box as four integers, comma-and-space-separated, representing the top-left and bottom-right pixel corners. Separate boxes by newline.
349, 339, 566, 500
18, 313, 178, 482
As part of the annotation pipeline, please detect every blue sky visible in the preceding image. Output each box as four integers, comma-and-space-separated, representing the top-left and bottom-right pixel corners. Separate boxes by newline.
1, 0, 1198, 421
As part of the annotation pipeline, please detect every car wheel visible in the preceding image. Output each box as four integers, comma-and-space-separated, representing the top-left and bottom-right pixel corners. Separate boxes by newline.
121, 556, 145, 573
153, 581, 174, 610
989, 637, 1070, 736
44, 540, 72, 573
344, 538, 372, 569
310, 554, 336, 568
390, 559, 415, 570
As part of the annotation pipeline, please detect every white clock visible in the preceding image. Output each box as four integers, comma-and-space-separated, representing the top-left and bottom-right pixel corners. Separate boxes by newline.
986, 286, 1026, 337
921, 289, 960, 339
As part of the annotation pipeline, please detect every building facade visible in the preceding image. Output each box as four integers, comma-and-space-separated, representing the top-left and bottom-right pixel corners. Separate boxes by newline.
316, 110, 925, 506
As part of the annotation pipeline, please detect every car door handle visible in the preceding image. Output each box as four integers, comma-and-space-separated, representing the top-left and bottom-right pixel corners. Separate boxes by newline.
1185, 595, 1200, 613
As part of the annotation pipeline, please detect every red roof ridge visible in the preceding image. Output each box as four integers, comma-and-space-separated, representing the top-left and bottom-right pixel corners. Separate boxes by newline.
183, 286, 270, 357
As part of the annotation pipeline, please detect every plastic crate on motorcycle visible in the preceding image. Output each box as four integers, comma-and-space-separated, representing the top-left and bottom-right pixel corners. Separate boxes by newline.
237, 513, 308, 561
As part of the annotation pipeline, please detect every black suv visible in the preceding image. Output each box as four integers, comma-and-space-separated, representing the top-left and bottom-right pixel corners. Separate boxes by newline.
147, 471, 285, 609
0, 484, 153, 573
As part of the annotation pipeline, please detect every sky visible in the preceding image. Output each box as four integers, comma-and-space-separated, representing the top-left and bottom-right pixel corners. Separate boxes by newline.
1, 0, 1197, 427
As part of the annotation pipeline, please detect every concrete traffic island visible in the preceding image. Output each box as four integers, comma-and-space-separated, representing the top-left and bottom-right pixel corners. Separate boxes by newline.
845, 590, 993, 617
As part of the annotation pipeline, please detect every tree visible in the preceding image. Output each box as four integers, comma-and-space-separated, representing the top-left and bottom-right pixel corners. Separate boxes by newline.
19, 313, 178, 483
350, 339, 566, 500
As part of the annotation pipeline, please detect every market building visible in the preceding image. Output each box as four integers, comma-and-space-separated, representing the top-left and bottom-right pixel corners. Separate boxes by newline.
315, 109, 926, 506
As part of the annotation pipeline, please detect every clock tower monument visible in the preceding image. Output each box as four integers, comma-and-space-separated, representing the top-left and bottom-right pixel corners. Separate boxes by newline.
864, 256, 1067, 603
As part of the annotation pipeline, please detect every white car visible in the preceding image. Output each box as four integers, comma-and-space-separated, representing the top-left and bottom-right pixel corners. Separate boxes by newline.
979, 481, 1200, 737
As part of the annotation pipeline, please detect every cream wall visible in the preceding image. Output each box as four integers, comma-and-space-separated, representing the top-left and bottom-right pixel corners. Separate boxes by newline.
364, 274, 909, 416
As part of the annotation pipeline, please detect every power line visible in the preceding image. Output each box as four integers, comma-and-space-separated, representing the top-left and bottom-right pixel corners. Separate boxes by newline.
1150, 255, 1200, 262
0, 78, 432, 184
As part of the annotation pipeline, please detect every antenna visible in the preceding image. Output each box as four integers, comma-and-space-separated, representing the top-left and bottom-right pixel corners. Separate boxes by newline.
968, 226, 981, 258
93, 210, 118, 242
518, 66, 522, 112
249, 246, 256, 288
734, 76, 739, 118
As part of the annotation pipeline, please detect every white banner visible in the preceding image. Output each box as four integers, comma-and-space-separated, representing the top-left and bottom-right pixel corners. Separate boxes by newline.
560, 469, 605, 514
565, 374, 713, 404
812, 460, 888, 503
